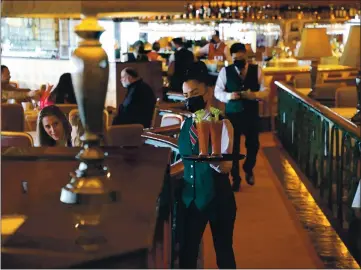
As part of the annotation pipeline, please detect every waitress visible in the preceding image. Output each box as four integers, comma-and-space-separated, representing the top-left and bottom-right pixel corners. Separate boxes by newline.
177, 64, 237, 269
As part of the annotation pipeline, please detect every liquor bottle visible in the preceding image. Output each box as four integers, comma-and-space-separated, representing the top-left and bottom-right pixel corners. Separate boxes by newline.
207, 2, 212, 18
221, 3, 227, 18
199, 4, 204, 19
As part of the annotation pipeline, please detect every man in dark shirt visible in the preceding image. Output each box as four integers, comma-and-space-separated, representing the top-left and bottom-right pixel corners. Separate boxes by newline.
124, 40, 149, 63
112, 68, 156, 128
167, 37, 195, 92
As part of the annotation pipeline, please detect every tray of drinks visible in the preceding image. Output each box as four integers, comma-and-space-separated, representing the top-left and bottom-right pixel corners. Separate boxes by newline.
182, 154, 246, 162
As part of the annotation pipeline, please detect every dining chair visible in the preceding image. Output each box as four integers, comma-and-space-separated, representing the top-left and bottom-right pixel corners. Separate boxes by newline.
1, 131, 34, 147
151, 98, 161, 128
106, 124, 144, 147
56, 104, 78, 117
160, 113, 184, 127
1, 103, 24, 132
335, 86, 358, 108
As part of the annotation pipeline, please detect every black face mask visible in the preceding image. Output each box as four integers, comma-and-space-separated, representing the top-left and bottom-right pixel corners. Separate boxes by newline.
185, 95, 206, 113
210, 38, 217, 44
234, 59, 246, 70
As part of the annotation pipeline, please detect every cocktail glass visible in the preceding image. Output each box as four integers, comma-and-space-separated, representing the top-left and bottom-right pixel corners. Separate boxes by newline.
197, 120, 211, 156
210, 120, 223, 157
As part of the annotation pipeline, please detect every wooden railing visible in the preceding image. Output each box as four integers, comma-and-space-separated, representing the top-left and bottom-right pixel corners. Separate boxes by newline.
276, 81, 361, 262
142, 131, 183, 180
145, 124, 181, 138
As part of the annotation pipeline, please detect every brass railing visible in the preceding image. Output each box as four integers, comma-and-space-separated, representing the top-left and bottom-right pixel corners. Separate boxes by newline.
276, 81, 361, 262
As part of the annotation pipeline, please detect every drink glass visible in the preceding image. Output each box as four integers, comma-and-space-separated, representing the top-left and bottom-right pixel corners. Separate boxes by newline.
197, 120, 211, 156
210, 120, 223, 157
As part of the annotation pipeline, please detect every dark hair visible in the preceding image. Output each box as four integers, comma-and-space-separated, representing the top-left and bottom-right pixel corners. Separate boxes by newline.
172, 37, 183, 46
185, 40, 193, 49
1, 65, 8, 72
133, 40, 145, 54
49, 73, 77, 104
124, 67, 139, 78
185, 62, 209, 85
133, 40, 144, 48
213, 30, 220, 37
230, 43, 247, 54
36, 105, 72, 146
152, 42, 160, 52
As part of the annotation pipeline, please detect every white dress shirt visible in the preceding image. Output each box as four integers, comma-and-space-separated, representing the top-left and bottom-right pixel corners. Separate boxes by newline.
214, 64, 269, 103
180, 108, 234, 173
198, 43, 233, 64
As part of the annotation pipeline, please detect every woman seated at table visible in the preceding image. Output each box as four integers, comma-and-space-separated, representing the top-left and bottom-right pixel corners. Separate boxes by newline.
36, 105, 72, 147
45, 73, 77, 105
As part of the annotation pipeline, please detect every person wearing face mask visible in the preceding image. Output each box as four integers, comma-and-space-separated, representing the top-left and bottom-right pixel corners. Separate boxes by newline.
123, 40, 149, 63
214, 43, 270, 192
197, 30, 232, 63
176, 65, 237, 268
167, 37, 195, 92
112, 67, 156, 128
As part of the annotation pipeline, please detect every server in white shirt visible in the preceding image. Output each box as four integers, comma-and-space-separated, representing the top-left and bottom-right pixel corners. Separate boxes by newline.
177, 65, 236, 268
214, 43, 269, 191
197, 30, 232, 63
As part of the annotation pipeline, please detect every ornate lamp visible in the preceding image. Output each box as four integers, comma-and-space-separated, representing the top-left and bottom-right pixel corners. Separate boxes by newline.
60, 15, 115, 205
296, 28, 333, 97
339, 25, 361, 124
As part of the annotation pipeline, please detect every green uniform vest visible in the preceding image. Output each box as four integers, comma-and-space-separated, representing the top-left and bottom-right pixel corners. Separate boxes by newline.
178, 117, 214, 210
225, 64, 260, 114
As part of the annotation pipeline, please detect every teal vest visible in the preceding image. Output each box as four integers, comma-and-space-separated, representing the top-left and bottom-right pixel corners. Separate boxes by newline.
225, 65, 244, 114
178, 117, 215, 210
225, 64, 260, 114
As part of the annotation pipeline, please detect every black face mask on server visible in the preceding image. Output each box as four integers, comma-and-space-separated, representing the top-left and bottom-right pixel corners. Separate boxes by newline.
185, 95, 206, 113
234, 59, 247, 70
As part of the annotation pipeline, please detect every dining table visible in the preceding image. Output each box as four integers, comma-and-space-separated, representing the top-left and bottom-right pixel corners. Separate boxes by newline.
1, 145, 172, 268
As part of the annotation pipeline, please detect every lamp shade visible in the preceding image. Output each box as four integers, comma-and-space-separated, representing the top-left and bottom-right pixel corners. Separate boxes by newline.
296, 28, 333, 60
339, 25, 361, 69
